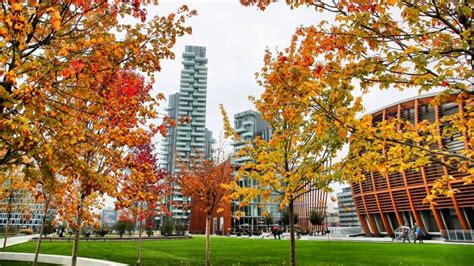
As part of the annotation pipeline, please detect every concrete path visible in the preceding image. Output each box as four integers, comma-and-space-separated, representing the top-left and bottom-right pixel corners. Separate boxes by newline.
224, 234, 473, 245
298, 235, 474, 245
0, 234, 38, 248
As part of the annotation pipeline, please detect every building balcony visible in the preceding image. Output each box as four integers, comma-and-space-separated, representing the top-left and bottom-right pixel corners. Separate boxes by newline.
179, 96, 193, 101
182, 60, 195, 66
194, 92, 206, 98
178, 126, 192, 131
183, 52, 195, 57
180, 87, 194, 92
195, 137, 205, 142
191, 131, 206, 137
178, 111, 189, 117
180, 106, 192, 111
194, 83, 207, 88
176, 146, 190, 152
193, 101, 206, 107
191, 121, 205, 127
194, 74, 207, 79
195, 56, 208, 62
182, 69, 194, 74
190, 142, 205, 147
195, 65, 207, 70
192, 111, 205, 117
177, 136, 191, 141
243, 120, 253, 126
235, 127, 247, 133
241, 131, 254, 138
181, 77, 194, 83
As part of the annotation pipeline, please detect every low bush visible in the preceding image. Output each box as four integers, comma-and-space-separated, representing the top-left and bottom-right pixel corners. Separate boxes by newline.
19, 228, 33, 235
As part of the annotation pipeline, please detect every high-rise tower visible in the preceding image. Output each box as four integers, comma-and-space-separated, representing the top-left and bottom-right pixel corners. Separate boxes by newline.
159, 45, 212, 221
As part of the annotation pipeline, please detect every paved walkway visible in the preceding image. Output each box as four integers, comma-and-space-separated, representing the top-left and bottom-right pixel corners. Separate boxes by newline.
0, 234, 38, 248
224, 234, 473, 245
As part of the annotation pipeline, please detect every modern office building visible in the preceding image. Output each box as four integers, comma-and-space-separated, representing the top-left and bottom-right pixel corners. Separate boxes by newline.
230, 110, 278, 232
351, 92, 473, 238
0, 194, 53, 231
159, 45, 212, 222
337, 187, 361, 227
100, 208, 117, 227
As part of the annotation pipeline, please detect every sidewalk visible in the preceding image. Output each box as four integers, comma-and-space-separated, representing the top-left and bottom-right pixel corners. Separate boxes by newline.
0, 234, 38, 248
298, 235, 474, 245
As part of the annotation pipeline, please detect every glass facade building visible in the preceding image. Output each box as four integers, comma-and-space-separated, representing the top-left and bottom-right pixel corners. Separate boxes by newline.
231, 110, 278, 231
159, 45, 212, 222
337, 187, 361, 227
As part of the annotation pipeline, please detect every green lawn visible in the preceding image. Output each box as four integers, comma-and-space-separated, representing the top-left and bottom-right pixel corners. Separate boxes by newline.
6, 237, 474, 265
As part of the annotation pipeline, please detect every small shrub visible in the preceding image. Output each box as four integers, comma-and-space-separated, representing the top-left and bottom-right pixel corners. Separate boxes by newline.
309, 209, 325, 226
160, 217, 175, 236
175, 221, 187, 236
19, 228, 33, 235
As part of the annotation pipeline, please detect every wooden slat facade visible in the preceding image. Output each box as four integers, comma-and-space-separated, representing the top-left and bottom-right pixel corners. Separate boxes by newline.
351, 94, 474, 236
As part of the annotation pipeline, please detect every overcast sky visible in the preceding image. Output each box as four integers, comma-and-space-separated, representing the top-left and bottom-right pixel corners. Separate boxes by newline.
140, 1, 440, 195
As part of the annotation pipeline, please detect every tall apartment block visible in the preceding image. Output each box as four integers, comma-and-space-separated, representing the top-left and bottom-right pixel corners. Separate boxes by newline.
159, 45, 212, 222
231, 110, 277, 231
337, 187, 361, 227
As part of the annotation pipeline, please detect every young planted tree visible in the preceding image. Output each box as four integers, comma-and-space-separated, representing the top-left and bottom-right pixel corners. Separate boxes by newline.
174, 146, 233, 266
241, 0, 473, 199
115, 142, 168, 266
1, 2, 195, 265
221, 42, 357, 264
25, 159, 62, 266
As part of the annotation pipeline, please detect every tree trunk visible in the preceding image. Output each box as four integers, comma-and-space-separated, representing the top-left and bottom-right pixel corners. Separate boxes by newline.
205, 215, 211, 266
136, 216, 143, 266
33, 203, 48, 266
2, 213, 11, 251
289, 200, 296, 266
71, 196, 84, 266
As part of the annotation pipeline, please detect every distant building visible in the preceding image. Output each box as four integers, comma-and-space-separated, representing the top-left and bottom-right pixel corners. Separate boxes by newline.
294, 188, 328, 232
0, 192, 53, 231
231, 110, 276, 232
100, 208, 117, 227
337, 187, 361, 227
326, 210, 340, 227
159, 45, 213, 223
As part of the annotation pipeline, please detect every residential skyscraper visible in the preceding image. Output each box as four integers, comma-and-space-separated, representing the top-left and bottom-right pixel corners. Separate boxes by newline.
159, 45, 212, 222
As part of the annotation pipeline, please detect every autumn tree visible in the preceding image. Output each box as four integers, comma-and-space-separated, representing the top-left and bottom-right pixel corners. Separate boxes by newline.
1, 2, 195, 265
115, 142, 168, 266
221, 48, 353, 264
241, 0, 473, 200
174, 145, 233, 266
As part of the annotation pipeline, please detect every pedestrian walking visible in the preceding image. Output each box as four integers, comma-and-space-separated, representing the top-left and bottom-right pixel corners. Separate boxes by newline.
402, 225, 411, 243
414, 225, 425, 244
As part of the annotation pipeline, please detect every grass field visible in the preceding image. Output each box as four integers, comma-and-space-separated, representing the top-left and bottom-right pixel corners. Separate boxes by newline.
5, 237, 474, 265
